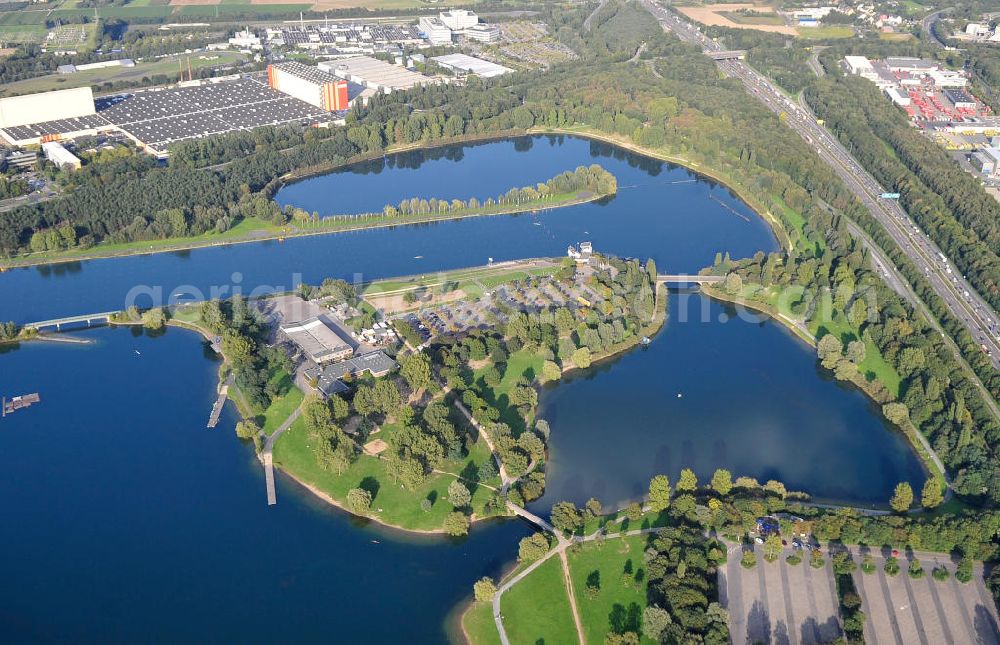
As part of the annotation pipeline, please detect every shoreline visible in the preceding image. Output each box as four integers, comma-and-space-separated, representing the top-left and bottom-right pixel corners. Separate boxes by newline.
526, 126, 795, 253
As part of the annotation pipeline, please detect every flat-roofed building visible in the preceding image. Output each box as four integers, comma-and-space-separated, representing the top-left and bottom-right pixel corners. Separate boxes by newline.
419, 16, 453, 45
280, 316, 354, 364
319, 56, 436, 93
304, 351, 398, 397
886, 57, 939, 74
440, 9, 479, 30
432, 53, 511, 78
267, 61, 351, 111
41, 141, 81, 170
0, 86, 96, 129
463, 23, 501, 43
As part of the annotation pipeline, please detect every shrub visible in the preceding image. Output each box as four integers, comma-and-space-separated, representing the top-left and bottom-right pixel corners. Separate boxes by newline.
884, 556, 900, 576
786, 553, 802, 566
908, 558, 925, 579
741, 550, 757, 569
932, 566, 950, 582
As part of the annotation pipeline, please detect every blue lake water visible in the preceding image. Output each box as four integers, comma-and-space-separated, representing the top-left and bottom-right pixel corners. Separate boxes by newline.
1, 136, 774, 324
0, 135, 924, 641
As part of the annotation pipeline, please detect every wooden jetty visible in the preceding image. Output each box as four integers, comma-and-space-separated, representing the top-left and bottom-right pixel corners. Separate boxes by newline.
3, 393, 40, 416
206, 374, 234, 429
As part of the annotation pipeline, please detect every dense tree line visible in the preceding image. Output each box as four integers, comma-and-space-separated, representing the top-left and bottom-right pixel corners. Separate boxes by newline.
380, 165, 617, 217
195, 296, 292, 412
718, 211, 1000, 504
806, 75, 1000, 318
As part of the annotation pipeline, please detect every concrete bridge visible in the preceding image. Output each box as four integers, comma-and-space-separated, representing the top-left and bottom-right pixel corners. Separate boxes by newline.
657, 274, 725, 284
707, 50, 746, 60
24, 311, 119, 331
506, 501, 556, 534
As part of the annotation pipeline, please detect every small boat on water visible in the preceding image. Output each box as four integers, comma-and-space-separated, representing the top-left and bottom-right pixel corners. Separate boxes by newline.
413, 255, 423, 259
640, 336, 651, 346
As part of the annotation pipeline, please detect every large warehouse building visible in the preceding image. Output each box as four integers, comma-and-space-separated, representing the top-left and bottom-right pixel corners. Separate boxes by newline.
267, 61, 350, 112
0, 86, 95, 129
318, 56, 435, 93
0, 86, 112, 146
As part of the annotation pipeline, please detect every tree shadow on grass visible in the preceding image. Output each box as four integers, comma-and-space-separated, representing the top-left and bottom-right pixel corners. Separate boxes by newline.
359, 476, 380, 500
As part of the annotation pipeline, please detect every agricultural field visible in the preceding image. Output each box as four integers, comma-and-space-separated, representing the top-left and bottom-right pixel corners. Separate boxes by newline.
0, 51, 245, 98
677, 3, 798, 35
0, 25, 47, 45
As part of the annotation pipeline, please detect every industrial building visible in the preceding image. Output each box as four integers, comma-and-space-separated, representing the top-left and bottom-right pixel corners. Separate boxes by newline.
885, 86, 911, 107
280, 316, 354, 365
886, 57, 939, 74
432, 53, 512, 78
96, 76, 332, 155
0, 87, 112, 146
41, 141, 81, 170
0, 86, 96, 130
318, 56, 435, 93
267, 61, 351, 112
944, 88, 977, 110
972, 148, 1000, 177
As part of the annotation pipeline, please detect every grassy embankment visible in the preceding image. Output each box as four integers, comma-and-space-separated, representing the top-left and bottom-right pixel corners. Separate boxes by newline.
1, 184, 608, 269
499, 557, 578, 645
361, 262, 562, 310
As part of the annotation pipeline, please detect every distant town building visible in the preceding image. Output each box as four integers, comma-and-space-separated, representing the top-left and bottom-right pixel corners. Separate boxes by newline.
229, 29, 262, 49
419, 16, 453, 45
440, 9, 479, 30
966, 23, 991, 38
463, 23, 501, 43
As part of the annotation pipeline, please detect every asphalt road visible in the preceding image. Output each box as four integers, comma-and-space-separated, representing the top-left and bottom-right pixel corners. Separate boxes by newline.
640, 0, 1000, 372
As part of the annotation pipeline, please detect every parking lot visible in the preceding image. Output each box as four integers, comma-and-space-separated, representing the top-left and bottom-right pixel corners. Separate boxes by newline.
721, 543, 1000, 645
853, 548, 1000, 645
721, 543, 842, 645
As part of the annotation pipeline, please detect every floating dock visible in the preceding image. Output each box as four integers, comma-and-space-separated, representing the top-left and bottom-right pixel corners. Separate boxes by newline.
3, 393, 40, 416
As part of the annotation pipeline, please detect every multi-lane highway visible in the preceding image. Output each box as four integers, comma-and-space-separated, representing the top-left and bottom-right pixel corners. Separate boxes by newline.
640, 0, 1000, 372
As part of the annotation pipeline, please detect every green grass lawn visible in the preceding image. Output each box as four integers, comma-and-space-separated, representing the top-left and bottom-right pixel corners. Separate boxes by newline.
259, 377, 303, 436
472, 349, 545, 432
273, 415, 500, 531
500, 556, 577, 645
568, 534, 656, 644
463, 601, 502, 645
